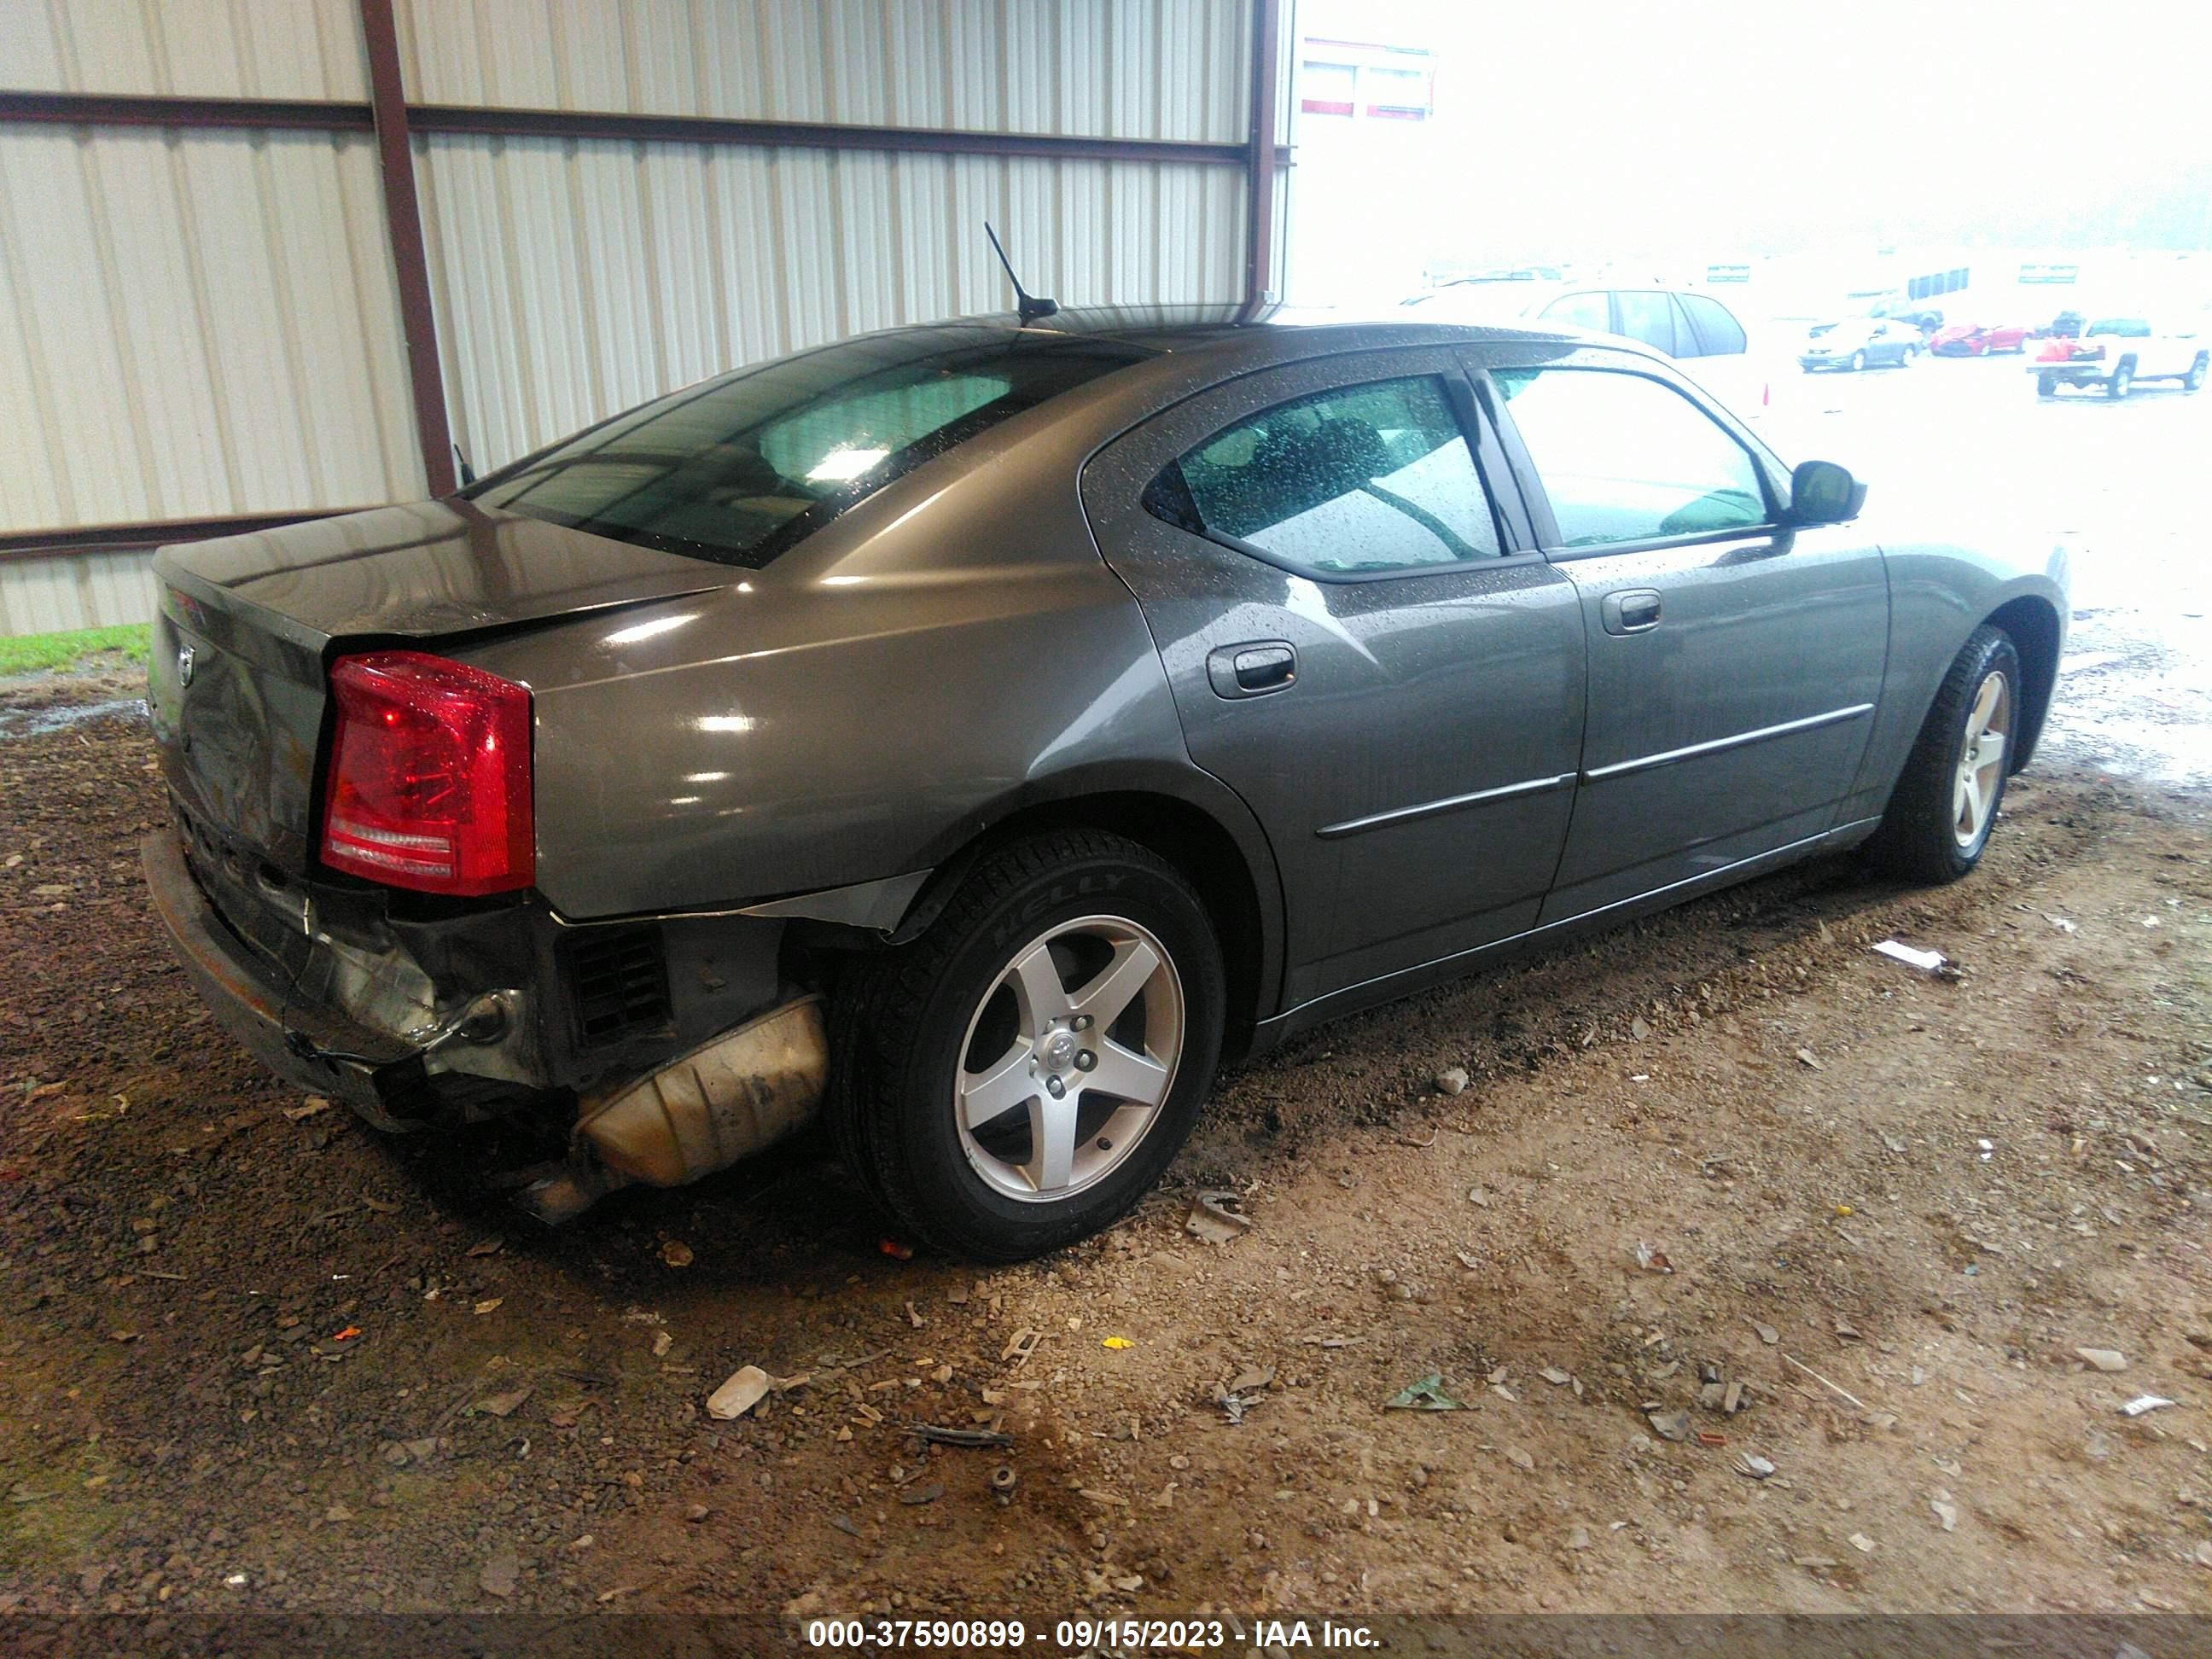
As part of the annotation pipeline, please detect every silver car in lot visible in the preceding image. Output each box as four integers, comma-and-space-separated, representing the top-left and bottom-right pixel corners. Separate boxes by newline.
1799, 316, 1926, 372
143, 307, 2069, 1260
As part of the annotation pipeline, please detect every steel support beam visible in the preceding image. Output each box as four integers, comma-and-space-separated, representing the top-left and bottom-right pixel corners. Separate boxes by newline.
0, 90, 1283, 169
356, 0, 457, 498
1237, 0, 1285, 322
0, 510, 355, 565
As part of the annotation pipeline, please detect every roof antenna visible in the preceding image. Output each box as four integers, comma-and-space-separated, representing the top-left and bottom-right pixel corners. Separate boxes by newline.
985, 221, 1057, 324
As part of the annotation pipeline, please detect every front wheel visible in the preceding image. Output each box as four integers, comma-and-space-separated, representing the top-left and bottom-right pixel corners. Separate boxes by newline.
2186, 353, 2208, 392
2107, 362, 2133, 399
1866, 626, 2020, 884
827, 829, 1225, 1260
1848, 349, 1867, 372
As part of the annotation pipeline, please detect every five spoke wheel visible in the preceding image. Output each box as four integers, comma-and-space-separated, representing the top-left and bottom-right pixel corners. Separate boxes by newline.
1951, 670, 2011, 849
955, 917, 1184, 1202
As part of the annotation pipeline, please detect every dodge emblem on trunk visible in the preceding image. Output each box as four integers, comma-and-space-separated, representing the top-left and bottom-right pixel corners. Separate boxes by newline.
178, 644, 196, 687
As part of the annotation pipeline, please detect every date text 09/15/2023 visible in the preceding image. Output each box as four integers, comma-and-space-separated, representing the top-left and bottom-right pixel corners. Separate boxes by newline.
804, 1616, 1382, 1650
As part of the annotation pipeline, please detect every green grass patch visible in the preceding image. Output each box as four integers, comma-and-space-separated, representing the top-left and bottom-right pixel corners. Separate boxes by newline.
0, 624, 150, 677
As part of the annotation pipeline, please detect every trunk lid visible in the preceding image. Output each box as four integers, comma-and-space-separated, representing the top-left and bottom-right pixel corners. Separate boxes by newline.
151, 501, 725, 876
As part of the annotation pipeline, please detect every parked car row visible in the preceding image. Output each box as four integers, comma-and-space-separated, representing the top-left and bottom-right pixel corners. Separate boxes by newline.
1796, 306, 2207, 398
1399, 281, 1765, 410
1397, 277, 2207, 406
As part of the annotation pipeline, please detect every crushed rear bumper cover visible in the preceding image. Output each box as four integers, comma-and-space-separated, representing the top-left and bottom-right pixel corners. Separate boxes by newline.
141, 830, 432, 1129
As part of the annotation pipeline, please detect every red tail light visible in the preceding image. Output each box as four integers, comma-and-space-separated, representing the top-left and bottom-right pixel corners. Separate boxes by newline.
321, 651, 533, 896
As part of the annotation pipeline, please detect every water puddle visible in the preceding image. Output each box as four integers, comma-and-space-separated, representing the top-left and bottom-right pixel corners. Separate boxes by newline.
0, 696, 150, 738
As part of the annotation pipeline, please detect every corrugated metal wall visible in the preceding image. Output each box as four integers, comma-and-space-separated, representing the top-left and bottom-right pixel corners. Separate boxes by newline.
0, 0, 368, 99
419, 137, 1249, 470
392, 0, 1247, 141
0, 124, 426, 530
0, 0, 1271, 634
0, 546, 163, 637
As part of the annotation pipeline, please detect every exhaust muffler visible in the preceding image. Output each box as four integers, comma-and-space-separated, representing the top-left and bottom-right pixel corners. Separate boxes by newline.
520, 996, 827, 1223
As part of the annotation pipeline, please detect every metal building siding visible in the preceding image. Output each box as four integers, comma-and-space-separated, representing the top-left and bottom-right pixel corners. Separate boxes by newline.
0, 550, 158, 633
1, 0, 368, 100
393, 0, 1249, 143
418, 132, 1248, 471
0, 123, 426, 537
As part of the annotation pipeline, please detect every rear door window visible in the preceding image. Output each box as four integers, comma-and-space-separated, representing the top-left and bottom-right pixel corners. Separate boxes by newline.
1612, 291, 1682, 356
1537, 291, 1612, 333
1678, 294, 1748, 356
1493, 366, 1770, 548
1144, 375, 1505, 576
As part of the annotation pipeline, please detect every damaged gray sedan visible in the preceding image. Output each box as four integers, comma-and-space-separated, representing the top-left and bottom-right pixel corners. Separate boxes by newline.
143, 306, 2069, 1260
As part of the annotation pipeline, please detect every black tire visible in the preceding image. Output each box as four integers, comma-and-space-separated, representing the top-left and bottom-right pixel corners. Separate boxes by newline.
2186, 353, 2208, 393
2037, 372, 2058, 398
2107, 359, 2133, 399
1849, 349, 1867, 373
826, 829, 1225, 1261
1866, 626, 2022, 885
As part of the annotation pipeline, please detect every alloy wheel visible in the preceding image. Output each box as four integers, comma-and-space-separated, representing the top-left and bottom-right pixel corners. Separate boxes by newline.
953, 916, 1185, 1202
1952, 671, 2011, 848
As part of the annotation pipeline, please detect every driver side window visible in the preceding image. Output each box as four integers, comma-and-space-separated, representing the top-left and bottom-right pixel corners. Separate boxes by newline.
1493, 366, 1771, 549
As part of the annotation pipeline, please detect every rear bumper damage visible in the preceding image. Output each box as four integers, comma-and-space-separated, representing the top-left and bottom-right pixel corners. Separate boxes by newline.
143, 823, 833, 1214
143, 830, 428, 1127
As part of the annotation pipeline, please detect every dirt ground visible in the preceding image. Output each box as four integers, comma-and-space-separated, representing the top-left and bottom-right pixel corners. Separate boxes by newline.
3, 653, 2209, 1627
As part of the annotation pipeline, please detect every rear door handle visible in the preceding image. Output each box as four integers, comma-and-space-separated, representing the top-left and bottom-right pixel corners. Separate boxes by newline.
1207, 641, 1297, 699
1601, 589, 1662, 635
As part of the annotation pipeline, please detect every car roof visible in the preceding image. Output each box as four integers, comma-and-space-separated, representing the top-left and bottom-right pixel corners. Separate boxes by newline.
983, 302, 1632, 373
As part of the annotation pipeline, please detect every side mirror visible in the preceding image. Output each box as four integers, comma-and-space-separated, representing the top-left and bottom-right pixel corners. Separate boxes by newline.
1786, 459, 1866, 526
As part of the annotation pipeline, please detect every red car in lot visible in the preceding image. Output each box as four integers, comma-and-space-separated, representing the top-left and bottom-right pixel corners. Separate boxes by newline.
1930, 321, 2032, 357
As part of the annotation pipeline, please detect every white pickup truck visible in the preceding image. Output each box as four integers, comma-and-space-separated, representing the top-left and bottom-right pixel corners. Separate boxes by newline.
2032, 316, 2209, 399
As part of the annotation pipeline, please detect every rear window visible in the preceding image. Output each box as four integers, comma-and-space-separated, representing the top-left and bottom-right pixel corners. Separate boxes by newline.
469, 331, 1146, 568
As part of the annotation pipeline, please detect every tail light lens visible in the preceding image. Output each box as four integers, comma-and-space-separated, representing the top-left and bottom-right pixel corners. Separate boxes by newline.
321, 651, 533, 895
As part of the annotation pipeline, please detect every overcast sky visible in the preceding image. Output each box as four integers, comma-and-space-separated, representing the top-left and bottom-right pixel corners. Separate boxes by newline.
1295, 0, 2212, 259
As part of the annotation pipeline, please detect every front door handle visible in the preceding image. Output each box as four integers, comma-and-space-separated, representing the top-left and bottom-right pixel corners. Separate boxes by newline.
1601, 589, 1662, 635
1207, 641, 1297, 699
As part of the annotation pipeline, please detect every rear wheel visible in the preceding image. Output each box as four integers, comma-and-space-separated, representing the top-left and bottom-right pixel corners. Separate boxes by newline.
2186, 353, 2208, 392
2037, 372, 2058, 398
1866, 626, 2020, 884
827, 829, 1225, 1260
